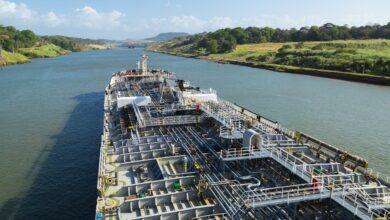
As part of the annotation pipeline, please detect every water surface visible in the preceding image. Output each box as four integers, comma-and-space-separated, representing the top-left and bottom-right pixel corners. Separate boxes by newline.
0, 48, 389, 219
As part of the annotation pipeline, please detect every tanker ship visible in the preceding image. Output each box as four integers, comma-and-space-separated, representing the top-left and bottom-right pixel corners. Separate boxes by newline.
95, 54, 390, 220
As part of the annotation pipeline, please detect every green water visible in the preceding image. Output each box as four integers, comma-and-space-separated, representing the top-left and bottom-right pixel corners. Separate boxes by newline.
0, 48, 389, 219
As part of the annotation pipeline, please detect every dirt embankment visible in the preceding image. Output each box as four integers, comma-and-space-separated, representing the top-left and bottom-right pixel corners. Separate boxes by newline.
224, 59, 390, 86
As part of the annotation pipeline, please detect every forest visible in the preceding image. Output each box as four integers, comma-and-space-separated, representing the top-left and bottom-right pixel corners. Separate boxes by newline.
179, 22, 390, 54
148, 23, 390, 76
0, 25, 105, 52
0, 25, 38, 52
0, 25, 106, 65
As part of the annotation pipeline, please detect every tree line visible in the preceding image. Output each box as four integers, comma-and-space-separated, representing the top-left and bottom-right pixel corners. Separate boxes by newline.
183, 22, 390, 53
42, 35, 105, 51
0, 25, 105, 53
0, 25, 38, 52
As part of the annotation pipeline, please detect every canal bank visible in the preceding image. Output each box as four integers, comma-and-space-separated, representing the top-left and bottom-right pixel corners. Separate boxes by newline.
148, 49, 390, 86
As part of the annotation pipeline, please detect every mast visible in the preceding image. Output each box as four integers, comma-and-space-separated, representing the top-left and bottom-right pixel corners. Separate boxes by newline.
139, 53, 148, 74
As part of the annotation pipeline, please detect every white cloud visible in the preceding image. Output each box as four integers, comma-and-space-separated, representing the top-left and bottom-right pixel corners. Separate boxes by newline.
0, 1, 128, 33
76, 6, 97, 15
171, 16, 202, 29
74, 6, 126, 30
0, 0, 34, 20
143, 16, 236, 33
43, 11, 65, 27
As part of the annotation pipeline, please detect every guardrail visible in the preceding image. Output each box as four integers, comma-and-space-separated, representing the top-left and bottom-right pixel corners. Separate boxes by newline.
219, 148, 270, 161
97, 134, 106, 192
346, 185, 390, 210
242, 183, 340, 208
339, 185, 390, 219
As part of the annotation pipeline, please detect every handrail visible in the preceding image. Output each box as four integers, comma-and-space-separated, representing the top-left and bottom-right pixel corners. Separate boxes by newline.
340, 184, 390, 218
242, 183, 334, 207
347, 185, 390, 208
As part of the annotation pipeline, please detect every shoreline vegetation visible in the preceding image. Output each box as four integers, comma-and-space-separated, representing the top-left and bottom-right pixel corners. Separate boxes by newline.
147, 45, 390, 86
0, 25, 110, 67
146, 23, 390, 86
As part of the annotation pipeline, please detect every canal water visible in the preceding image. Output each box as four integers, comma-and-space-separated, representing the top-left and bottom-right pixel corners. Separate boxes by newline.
0, 47, 389, 219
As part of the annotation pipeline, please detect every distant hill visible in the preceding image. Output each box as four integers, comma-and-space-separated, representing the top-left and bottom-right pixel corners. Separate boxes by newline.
120, 39, 153, 48
96, 39, 124, 45
144, 32, 189, 42
119, 32, 190, 48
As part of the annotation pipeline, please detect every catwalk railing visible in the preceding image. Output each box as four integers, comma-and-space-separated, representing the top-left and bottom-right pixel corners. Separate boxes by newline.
200, 99, 244, 139
242, 183, 341, 208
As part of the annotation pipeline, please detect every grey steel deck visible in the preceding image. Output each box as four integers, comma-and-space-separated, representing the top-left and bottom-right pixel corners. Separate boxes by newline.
96, 55, 390, 220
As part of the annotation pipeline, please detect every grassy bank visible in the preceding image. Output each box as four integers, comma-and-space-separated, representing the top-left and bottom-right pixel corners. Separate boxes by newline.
0, 25, 110, 67
0, 50, 30, 65
0, 42, 111, 67
0, 43, 71, 66
147, 39, 390, 85
18, 43, 70, 58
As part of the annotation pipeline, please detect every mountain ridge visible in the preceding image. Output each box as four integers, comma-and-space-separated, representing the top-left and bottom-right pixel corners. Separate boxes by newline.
144, 32, 189, 42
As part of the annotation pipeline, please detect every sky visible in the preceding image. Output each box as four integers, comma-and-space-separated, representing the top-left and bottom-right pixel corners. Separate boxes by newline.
0, 0, 390, 40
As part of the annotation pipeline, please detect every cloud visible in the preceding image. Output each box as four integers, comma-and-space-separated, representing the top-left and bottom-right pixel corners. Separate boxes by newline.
0, 0, 34, 20
0, 1, 128, 33
144, 16, 236, 33
74, 6, 126, 30
171, 16, 203, 29
43, 11, 65, 27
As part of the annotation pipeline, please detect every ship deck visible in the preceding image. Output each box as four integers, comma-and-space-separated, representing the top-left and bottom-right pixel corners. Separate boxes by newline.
96, 55, 390, 220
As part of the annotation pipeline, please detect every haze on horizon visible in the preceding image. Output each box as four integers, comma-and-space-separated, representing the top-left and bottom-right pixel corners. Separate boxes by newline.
1, 0, 390, 40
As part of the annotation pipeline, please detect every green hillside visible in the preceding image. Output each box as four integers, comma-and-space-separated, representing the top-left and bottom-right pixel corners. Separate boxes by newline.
246, 40, 390, 76
0, 25, 107, 66
18, 43, 70, 58
147, 23, 390, 77
1, 50, 30, 65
